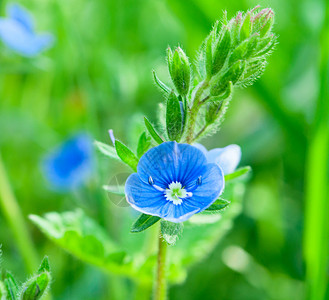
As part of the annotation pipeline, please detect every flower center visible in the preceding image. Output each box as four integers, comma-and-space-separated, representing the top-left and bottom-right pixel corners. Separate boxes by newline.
165, 181, 192, 205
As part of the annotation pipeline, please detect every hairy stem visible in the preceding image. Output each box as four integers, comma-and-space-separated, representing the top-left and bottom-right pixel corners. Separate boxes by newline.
154, 233, 168, 300
185, 80, 209, 143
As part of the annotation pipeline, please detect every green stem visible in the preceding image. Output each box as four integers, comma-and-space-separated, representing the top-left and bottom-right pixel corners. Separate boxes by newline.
154, 233, 168, 300
0, 152, 38, 273
185, 80, 209, 143
303, 1, 329, 299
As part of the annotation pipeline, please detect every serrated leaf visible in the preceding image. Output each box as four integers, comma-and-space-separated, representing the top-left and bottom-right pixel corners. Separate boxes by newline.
224, 166, 251, 181
152, 71, 171, 94
131, 214, 160, 233
160, 220, 183, 245
137, 132, 151, 158
94, 141, 120, 161
205, 198, 230, 212
166, 91, 183, 142
144, 117, 164, 144
29, 210, 133, 276
115, 140, 139, 172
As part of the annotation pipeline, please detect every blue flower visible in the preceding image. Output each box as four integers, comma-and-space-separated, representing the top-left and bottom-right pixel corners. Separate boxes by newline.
0, 3, 54, 56
194, 144, 241, 175
43, 134, 93, 191
125, 142, 224, 223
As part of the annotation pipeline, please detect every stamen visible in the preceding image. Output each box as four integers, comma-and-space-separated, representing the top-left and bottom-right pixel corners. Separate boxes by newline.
197, 176, 202, 185
148, 176, 154, 185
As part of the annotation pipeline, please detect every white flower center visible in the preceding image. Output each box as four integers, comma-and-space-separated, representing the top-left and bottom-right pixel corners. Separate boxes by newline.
165, 181, 192, 205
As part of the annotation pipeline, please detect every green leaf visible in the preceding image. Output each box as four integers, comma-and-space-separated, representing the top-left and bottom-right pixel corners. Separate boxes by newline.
166, 91, 183, 142
152, 71, 171, 94
131, 214, 160, 233
205, 198, 230, 212
37, 256, 50, 274
160, 220, 183, 245
144, 117, 164, 144
115, 140, 139, 172
94, 141, 120, 161
137, 132, 151, 158
102, 185, 125, 196
29, 210, 133, 276
224, 166, 251, 181
5, 273, 18, 300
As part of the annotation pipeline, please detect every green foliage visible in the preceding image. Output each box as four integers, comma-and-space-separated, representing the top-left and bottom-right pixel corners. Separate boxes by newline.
131, 214, 161, 233
0, 258, 51, 300
224, 166, 251, 181
94, 141, 120, 161
166, 91, 183, 141
29, 210, 132, 276
205, 198, 230, 212
115, 140, 139, 172
153, 71, 171, 95
136, 132, 152, 158
144, 117, 164, 144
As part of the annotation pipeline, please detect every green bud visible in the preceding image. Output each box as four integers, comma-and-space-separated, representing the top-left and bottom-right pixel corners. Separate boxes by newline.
167, 47, 191, 97
20, 272, 51, 300
166, 91, 183, 142
240, 12, 252, 41
252, 8, 275, 37
211, 27, 231, 75
210, 61, 245, 96
5, 273, 18, 300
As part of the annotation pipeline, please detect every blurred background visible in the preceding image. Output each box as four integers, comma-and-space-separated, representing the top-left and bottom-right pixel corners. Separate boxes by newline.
0, 0, 328, 299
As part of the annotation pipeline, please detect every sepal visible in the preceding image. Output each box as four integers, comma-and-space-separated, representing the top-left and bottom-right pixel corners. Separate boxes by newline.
160, 220, 183, 245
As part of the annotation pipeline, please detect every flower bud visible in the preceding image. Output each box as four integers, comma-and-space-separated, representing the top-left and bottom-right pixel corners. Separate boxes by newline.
167, 46, 191, 97
210, 61, 245, 96
21, 272, 51, 300
252, 8, 274, 37
211, 27, 231, 75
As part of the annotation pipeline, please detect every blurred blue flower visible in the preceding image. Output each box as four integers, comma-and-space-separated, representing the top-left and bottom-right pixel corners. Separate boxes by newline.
125, 142, 224, 223
194, 144, 241, 174
0, 3, 54, 56
43, 134, 93, 191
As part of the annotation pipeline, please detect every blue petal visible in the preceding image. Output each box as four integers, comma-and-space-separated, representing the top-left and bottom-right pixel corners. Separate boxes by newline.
184, 163, 224, 212
137, 141, 207, 188
125, 173, 200, 223
43, 134, 93, 190
206, 144, 241, 174
7, 3, 34, 32
192, 143, 207, 155
0, 19, 54, 56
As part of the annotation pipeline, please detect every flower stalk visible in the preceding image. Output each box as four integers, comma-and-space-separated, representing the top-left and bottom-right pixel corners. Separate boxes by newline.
154, 231, 168, 300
